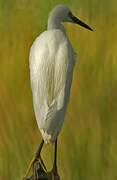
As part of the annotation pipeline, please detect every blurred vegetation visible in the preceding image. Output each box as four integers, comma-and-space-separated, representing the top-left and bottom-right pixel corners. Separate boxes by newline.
0, 0, 117, 179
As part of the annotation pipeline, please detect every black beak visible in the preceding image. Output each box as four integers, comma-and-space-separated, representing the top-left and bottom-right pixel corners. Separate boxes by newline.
70, 13, 93, 31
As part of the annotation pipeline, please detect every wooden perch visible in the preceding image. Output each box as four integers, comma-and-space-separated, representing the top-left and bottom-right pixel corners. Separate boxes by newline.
23, 160, 60, 180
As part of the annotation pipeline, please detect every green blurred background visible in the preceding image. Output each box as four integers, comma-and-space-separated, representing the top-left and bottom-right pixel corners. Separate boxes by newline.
0, 0, 117, 179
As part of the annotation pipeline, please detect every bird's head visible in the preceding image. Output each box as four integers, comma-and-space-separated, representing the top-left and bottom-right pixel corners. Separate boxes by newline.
48, 4, 93, 31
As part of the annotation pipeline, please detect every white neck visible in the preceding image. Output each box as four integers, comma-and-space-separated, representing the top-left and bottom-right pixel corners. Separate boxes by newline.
47, 16, 66, 34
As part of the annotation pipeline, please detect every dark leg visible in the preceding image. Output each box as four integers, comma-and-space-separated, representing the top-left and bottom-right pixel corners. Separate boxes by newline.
35, 139, 47, 171
52, 139, 58, 174
35, 139, 44, 158
23, 139, 45, 179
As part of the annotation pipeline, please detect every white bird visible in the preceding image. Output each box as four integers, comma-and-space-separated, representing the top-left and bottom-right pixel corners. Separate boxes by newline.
23, 4, 93, 179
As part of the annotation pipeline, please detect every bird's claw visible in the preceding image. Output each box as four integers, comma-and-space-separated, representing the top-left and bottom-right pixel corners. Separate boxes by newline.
22, 156, 47, 180
38, 156, 47, 172
50, 167, 60, 180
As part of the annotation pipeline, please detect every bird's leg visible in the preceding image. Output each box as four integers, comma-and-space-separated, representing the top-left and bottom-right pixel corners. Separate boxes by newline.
35, 140, 47, 172
23, 139, 45, 179
52, 139, 58, 175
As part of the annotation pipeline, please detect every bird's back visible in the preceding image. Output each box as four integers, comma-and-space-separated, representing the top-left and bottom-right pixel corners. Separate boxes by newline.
29, 29, 76, 143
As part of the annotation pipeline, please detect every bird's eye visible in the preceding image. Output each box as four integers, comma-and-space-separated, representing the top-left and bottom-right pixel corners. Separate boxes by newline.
68, 11, 72, 18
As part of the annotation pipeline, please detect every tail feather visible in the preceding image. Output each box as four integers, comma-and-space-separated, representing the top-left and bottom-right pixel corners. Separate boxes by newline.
40, 100, 58, 144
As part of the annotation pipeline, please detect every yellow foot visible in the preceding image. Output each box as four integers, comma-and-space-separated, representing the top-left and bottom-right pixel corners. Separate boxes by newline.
23, 156, 47, 180
51, 168, 60, 180
23, 157, 36, 180
52, 172, 54, 180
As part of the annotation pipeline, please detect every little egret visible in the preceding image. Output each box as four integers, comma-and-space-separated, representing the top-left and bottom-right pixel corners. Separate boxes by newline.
23, 4, 93, 179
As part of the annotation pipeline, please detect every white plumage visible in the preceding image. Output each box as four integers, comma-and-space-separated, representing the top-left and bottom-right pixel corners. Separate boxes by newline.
29, 5, 93, 144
